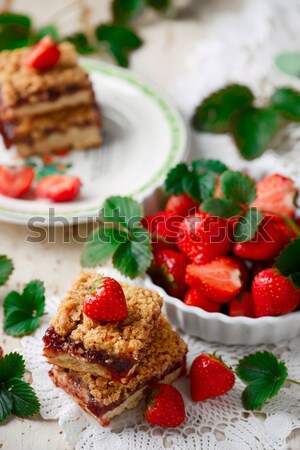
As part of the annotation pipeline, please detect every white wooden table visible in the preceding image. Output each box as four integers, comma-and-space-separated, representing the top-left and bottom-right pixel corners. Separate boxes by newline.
0, 1, 300, 449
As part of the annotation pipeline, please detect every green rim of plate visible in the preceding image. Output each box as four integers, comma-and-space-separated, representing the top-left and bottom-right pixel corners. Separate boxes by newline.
0, 59, 189, 221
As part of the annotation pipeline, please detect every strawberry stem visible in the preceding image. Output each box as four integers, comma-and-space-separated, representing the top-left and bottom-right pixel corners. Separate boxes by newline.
287, 378, 300, 386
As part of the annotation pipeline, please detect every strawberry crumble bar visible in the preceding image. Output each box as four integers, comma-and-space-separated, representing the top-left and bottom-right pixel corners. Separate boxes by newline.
43, 272, 163, 381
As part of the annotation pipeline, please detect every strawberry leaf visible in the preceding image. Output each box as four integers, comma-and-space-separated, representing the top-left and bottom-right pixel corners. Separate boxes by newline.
234, 208, 263, 242
0, 389, 13, 423
147, 0, 171, 12
112, 0, 144, 24
192, 84, 254, 133
103, 196, 143, 230
271, 88, 300, 121
35, 25, 60, 41
232, 107, 280, 160
0, 12, 31, 28
0, 255, 14, 286
164, 163, 189, 195
221, 170, 256, 205
201, 198, 243, 218
192, 159, 228, 175
236, 351, 288, 410
182, 171, 215, 202
3, 280, 45, 336
5, 378, 40, 418
275, 52, 300, 77
81, 226, 128, 267
0, 353, 25, 383
65, 32, 96, 55
274, 237, 300, 285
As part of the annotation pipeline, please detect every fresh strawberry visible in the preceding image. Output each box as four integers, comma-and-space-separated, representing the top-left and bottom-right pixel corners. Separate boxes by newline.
177, 212, 232, 265
271, 216, 297, 245
252, 173, 297, 218
166, 193, 198, 217
36, 174, 81, 202
229, 291, 255, 317
143, 211, 183, 244
190, 353, 235, 401
23, 36, 61, 70
184, 288, 221, 312
0, 346, 3, 358
233, 218, 286, 261
83, 277, 128, 322
185, 256, 242, 303
145, 383, 185, 428
0, 165, 34, 198
150, 249, 189, 299
252, 268, 300, 317
150, 239, 178, 254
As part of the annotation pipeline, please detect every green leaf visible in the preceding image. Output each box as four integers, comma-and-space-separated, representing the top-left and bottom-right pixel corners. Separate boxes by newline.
0, 389, 12, 423
65, 32, 96, 55
232, 107, 280, 160
112, 0, 145, 24
236, 351, 288, 410
271, 88, 300, 121
201, 198, 243, 218
0, 12, 31, 28
274, 237, 300, 284
0, 255, 13, 286
81, 226, 128, 267
103, 196, 143, 230
164, 163, 189, 195
147, 0, 171, 12
234, 208, 263, 242
35, 25, 60, 41
36, 162, 69, 181
221, 170, 256, 205
0, 24, 30, 51
275, 52, 300, 77
182, 171, 215, 202
192, 159, 228, 175
192, 84, 254, 133
95, 24, 142, 67
0, 352, 25, 383
112, 227, 152, 278
3, 280, 45, 336
6, 378, 40, 418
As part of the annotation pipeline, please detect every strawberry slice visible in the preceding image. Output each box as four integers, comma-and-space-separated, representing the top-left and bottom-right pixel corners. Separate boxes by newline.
36, 174, 81, 202
229, 291, 255, 317
0, 165, 34, 198
23, 36, 61, 70
185, 256, 242, 303
177, 212, 232, 265
251, 173, 297, 218
184, 288, 221, 312
165, 193, 199, 217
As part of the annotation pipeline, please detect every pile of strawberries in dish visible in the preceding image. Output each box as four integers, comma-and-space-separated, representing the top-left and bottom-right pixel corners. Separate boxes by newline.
144, 159, 300, 318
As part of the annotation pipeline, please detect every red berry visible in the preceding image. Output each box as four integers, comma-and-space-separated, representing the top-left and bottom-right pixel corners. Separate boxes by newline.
151, 249, 189, 299
36, 174, 81, 202
145, 384, 185, 428
233, 218, 286, 262
190, 353, 235, 401
0, 165, 34, 198
185, 256, 242, 303
177, 212, 232, 265
184, 288, 221, 313
252, 174, 296, 218
23, 36, 61, 70
165, 193, 198, 217
252, 268, 300, 317
0, 347, 3, 358
143, 211, 183, 244
83, 277, 128, 323
229, 291, 255, 318
271, 216, 297, 246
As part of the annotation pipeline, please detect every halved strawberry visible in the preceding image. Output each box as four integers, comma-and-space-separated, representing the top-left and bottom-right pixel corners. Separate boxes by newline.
0, 165, 34, 198
251, 174, 297, 218
233, 218, 286, 262
185, 256, 242, 303
229, 291, 255, 317
177, 212, 232, 265
36, 174, 81, 202
23, 36, 61, 70
150, 249, 189, 299
165, 193, 198, 217
184, 288, 221, 312
143, 211, 183, 244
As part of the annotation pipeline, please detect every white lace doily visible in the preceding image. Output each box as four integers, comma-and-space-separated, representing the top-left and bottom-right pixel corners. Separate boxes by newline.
20, 267, 300, 450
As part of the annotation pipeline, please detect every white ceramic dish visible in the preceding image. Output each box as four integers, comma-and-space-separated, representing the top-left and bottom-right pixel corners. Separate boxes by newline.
0, 59, 189, 225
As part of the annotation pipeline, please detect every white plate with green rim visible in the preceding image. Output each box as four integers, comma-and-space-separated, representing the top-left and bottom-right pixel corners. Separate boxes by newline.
0, 59, 190, 225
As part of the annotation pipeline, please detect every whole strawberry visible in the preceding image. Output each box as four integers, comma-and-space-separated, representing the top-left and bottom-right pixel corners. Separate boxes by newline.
229, 291, 255, 318
145, 384, 185, 428
166, 193, 199, 217
252, 268, 300, 317
177, 212, 232, 264
143, 211, 183, 244
83, 277, 128, 322
150, 249, 188, 299
190, 353, 235, 401
184, 288, 221, 313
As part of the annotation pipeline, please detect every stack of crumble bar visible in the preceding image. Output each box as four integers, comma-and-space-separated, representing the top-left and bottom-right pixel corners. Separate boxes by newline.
0, 42, 102, 158
43, 272, 187, 426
